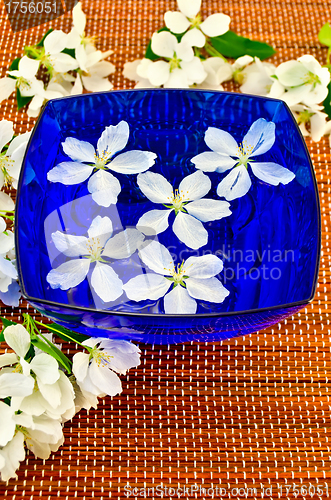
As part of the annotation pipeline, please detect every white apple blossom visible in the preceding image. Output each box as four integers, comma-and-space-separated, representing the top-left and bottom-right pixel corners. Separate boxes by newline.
47, 215, 144, 302
0, 120, 31, 189
75, 47, 115, 92
138, 31, 207, 88
72, 338, 141, 398
164, 0, 230, 48
47, 120, 157, 207
290, 103, 329, 142
123, 59, 156, 89
192, 118, 296, 201
136, 170, 231, 250
123, 240, 229, 314
41, 30, 78, 75
240, 57, 276, 96
66, 2, 97, 53
26, 85, 65, 118
0, 432, 25, 482
0, 56, 41, 104
270, 55, 330, 106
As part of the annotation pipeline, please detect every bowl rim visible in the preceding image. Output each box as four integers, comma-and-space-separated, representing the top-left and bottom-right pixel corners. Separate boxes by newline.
15, 88, 321, 319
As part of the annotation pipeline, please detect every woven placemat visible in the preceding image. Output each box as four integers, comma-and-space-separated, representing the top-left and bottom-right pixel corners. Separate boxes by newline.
0, 0, 330, 498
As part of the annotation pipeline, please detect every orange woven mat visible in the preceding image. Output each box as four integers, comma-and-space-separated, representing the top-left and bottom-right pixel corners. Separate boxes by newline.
0, 0, 330, 498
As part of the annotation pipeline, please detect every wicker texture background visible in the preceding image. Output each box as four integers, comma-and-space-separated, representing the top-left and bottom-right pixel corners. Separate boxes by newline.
0, 0, 330, 498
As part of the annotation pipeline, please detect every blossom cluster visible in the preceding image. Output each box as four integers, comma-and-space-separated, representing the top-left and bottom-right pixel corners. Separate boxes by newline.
0, 318, 140, 481
123, 0, 331, 144
0, 2, 114, 117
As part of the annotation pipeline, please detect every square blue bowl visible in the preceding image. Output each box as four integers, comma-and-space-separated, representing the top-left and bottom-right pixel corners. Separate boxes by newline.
15, 89, 320, 344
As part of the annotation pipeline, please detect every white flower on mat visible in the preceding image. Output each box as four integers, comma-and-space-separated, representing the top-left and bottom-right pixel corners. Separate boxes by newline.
123, 59, 156, 89
46, 215, 144, 302
191, 118, 296, 201
290, 103, 328, 142
27, 85, 65, 118
0, 56, 42, 104
164, 0, 230, 48
47, 120, 157, 207
0, 431, 25, 482
270, 55, 330, 107
139, 31, 207, 88
41, 30, 78, 75
240, 57, 276, 96
76, 47, 115, 92
0, 226, 17, 297
0, 119, 31, 189
123, 240, 229, 314
72, 338, 141, 398
136, 170, 231, 250
66, 2, 96, 52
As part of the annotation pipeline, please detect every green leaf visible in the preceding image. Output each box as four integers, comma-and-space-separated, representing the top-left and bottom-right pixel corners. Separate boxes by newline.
210, 30, 276, 60
0, 316, 17, 328
323, 79, 331, 119
9, 58, 20, 71
44, 323, 89, 344
16, 88, 33, 111
31, 336, 72, 374
318, 22, 331, 47
36, 28, 54, 47
62, 48, 76, 59
145, 27, 183, 60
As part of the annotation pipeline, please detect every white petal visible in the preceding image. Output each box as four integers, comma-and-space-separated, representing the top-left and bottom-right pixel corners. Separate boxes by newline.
186, 198, 231, 222
200, 13, 231, 37
181, 57, 207, 84
73, 2, 86, 34
47, 258, 90, 290
147, 60, 170, 87
136, 209, 171, 236
0, 401, 15, 446
87, 170, 121, 207
103, 228, 145, 259
216, 165, 252, 201
191, 151, 237, 173
302, 84, 329, 106
17, 56, 40, 79
164, 285, 197, 314
0, 372, 34, 398
243, 118, 275, 157
62, 136, 96, 163
87, 215, 113, 244
136, 58, 153, 79
181, 28, 206, 48
178, 170, 211, 201
7, 130, 31, 156
52, 231, 89, 257
281, 85, 312, 107
151, 31, 177, 59
173, 212, 208, 249
0, 431, 25, 482
176, 42, 194, 62
0, 191, 14, 211
163, 68, 189, 88
30, 353, 60, 385
205, 127, 239, 156
4, 324, 30, 358
52, 53, 78, 73
91, 262, 123, 302
164, 11, 191, 33
37, 379, 62, 408
0, 231, 15, 254
310, 112, 328, 142
275, 60, 307, 87
47, 161, 93, 185
185, 254, 224, 278
123, 273, 171, 301
250, 161, 295, 186
233, 55, 254, 70
0, 256, 17, 281
0, 353, 18, 368
81, 75, 113, 92
185, 277, 229, 302
0, 120, 14, 152
109, 150, 157, 174
44, 29, 68, 54
138, 240, 174, 275
89, 61, 115, 77
177, 0, 201, 18
89, 359, 122, 397
137, 171, 173, 203
72, 351, 90, 382
97, 121, 129, 158
0, 78, 15, 103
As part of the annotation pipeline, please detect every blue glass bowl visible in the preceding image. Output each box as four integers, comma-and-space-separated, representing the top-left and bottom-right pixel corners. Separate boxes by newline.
15, 90, 320, 344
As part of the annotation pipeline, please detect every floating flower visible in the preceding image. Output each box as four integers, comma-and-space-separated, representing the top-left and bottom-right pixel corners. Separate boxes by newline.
191, 118, 296, 201
137, 31, 207, 88
164, 0, 230, 48
123, 240, 229, 314
47, 215, 144, 302
270, 55, 330, 106
136, 170, 231, 249
47, 120, 157, 207
72, 338, 141, 398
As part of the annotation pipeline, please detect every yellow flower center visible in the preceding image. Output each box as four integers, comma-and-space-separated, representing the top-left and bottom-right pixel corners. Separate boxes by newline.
86, 237, 103, 262
94, 149, 112, 168
91, 347, 113, 367
236, 141, 254, 166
